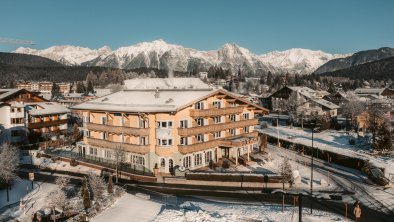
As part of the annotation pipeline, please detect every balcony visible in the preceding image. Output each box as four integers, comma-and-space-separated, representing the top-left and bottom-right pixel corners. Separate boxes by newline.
177, 132, 259, 154
86, 137, 149, 154
190, 106, 243, 118
28, 119, 68, 129
178, 119, 258, 136
86, 123, 149, 136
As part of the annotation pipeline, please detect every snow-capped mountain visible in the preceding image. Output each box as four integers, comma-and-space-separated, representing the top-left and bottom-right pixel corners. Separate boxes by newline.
259, 48, 351, 74
14, 45, 112, 66
13, 40, 349, 74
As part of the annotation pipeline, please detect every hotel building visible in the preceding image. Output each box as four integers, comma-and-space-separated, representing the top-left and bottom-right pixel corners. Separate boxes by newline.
72, 78, 268, 174
0, 89, 70, 144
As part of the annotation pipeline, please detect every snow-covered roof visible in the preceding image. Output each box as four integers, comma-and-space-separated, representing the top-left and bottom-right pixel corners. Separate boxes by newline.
0, 88, 23, 100
354, 88, 386, 95
27, 102, 70, 116
72, 88, 215, 112
287, 86, 339, 110
124, 78, 211, 90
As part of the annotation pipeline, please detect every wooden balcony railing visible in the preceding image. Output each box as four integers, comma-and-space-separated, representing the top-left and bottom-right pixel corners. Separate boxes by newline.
178, 119, 258, 136
190, 106, 243, 118
28, 119, 68, 129
86, 137, 149, 154
86, 123, 149, 136
177, 132, 258, 154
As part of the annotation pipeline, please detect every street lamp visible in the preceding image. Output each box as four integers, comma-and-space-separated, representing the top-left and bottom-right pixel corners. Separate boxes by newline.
310, 120, 316, 214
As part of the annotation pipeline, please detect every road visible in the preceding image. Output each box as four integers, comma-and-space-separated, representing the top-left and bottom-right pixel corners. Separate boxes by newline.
266, 144, 394, 217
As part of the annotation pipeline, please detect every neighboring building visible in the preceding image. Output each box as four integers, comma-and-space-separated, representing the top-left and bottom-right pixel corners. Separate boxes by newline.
16, 81, 71, 94
198, 72, 208, 80
59, 93, 97, 108
39, 82, 53, 94
0, 89, 69, 144
262, 86, 340, 118
72, 78, 268, 174
354, 88, 394, 99
58, 83, 72, 94
214, 79, 228, 87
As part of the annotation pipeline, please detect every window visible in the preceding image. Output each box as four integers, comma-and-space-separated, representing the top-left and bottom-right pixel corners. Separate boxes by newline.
139, 137, 147, 145
89, 147, 97, 156
214, 131, 221, 139
17, 108, 22, 112
180, 137, 188, 145
102, 132, 109, 140
11, 108, 15, 113
131, 155, 145, 165
229, 114, 236, 122
157, 139, 172, 146
179, 120, 188, 128
104, 150, 113, 159
183, 156, 192, 168
11, 130, 20, 137
205, 151, 213, 163
243, 113, 250, 120
84, 130, 90, 137
11, 118, 24, 124
213, 116, 221, 124
83, 116, 90, 123
195, 101, 204, 110
194, 153, 203, 166
229, 128, 236, 136
243, 126, 249, 133
156, 121, 173, 128
101, 116, 107, 125
197, 134, 204, 142
213, 101, 221, 108
160, 158, 166, 167
229, 102, 236, 107
196, 118, 204, 126
139, 119, 148, 128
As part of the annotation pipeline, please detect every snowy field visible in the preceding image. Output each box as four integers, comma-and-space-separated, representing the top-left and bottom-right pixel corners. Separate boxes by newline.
154, 200, 345, 222
258, 126, 394, 179
92, 193, 162, 222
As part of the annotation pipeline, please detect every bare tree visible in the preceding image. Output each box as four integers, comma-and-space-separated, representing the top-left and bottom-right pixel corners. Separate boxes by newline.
55, 176, 70, 192
279, 157, 293, 189
114, 145, 126, 183
87, 172, 107, 208
0, 143, 19, 202
341, 99, 365, 133
47, 190, 67, 221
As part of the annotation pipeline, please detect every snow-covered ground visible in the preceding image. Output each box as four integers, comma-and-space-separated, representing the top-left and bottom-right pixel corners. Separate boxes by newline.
0, 180, 58, 221
154, 200, 345, 222
20, 151, 101, 175
92, 193, 162, 222
257, 126, 394, 179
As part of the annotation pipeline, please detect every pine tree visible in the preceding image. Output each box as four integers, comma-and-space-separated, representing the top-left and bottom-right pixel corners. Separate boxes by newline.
76, 82, 86, 93
87, 81, 94, 94
51, 82, 61, 99
108, 175, 114, 194
373, 124, 392, 151
266, 71, 273, 86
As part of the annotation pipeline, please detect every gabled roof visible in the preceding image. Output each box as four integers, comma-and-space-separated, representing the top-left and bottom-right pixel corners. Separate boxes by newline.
26, 102, 70, 116
354, 88, 386, 95
72, 88, 268, 114
0, 88, 48, 102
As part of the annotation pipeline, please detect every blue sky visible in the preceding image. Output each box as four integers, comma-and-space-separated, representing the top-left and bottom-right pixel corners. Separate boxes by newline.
1, 0, 393, 54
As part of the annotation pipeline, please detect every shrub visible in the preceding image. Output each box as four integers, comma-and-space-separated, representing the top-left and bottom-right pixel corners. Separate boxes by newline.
70, 159, 78, 166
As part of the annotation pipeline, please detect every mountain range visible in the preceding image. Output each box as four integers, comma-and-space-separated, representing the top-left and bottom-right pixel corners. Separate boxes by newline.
314, 47, 394, 74
14, 39, 350, 75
